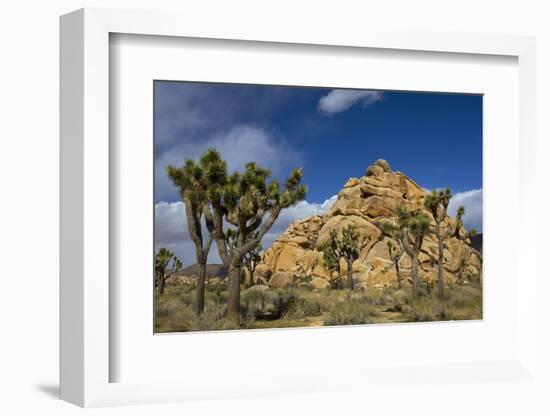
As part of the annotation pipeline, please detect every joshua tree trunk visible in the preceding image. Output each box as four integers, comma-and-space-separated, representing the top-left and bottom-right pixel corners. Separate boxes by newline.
159, 274, 166, 295
394, 260, 402, 289
196, 260, 207, 315
411, 255, 419, 299
227, 263, 242, 323
424, 190, 451, 300
217, 206, 285, 324
347, 259, 354, 290
401, 228, 421, 299
437, 233, 444, 298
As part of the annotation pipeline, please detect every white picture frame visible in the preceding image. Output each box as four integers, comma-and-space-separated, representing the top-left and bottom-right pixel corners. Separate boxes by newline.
60, 7, 538, 408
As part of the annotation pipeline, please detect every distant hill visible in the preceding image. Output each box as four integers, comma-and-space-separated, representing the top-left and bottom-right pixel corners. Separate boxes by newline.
470, 233, 483, 253
174, 263, 227, 278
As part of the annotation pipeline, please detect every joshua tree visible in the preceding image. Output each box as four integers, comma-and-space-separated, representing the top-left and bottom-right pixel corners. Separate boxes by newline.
167, 160, 215, 315
386, 240, 404, 289
451, 205, 480, 284
457, 223, 479, 284
391, 205, 431, 298
424, 189, 452, 298
155, 248, 183, 295
244, 241, 262, 287
226, 229, 262, 287
323, 230, 343, 289
199, 149, 307, 323
453, 206, 465, 238
378, 220, 407, 289
337, 224, 363, 291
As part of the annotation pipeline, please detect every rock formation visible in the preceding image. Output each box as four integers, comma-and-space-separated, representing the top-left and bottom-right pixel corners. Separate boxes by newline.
255, 159, 482, 289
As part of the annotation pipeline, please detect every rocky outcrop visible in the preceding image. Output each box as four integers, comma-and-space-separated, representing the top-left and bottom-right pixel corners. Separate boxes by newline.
257, 159, 482, 290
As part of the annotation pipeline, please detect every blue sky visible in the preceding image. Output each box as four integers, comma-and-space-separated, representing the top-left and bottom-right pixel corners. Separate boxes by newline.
154, 81, 482, 264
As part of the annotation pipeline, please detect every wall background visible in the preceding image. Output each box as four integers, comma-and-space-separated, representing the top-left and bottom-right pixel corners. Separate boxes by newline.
0, 1, 547, 414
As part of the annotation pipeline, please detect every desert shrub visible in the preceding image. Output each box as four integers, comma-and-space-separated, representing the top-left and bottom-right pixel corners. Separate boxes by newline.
402, 284, 482, 322
285, 289, 324, 318
447, 284, 480, 307
389, 288, 411, 305
323, 299, 378, 326
379, 288, 412, 312
294, 274, 313, 285
155, 297, 181, 318
445, 284, 482, 320
205, 288, 228, 306
190, 304, 230, 331
240, 288, 296, 320
154, 296, 196, 332
206, 279, 228, 292
364, 289, 395, 306
404, 297, 448, 322
415, 282, 430, 298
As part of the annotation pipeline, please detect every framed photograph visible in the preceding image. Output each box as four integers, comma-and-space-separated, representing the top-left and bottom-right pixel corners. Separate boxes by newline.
152, 80, 484, 334
60, 8, 538, 407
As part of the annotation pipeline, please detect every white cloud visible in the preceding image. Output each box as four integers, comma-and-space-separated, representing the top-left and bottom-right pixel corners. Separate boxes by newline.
318, 89, 383, 114
155, 125, 302, 202
154, 195, 337, 266
448, 189, 483, 232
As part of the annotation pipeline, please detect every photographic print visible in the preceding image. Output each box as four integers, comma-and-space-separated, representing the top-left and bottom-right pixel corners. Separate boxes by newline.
154, 81, 482, 333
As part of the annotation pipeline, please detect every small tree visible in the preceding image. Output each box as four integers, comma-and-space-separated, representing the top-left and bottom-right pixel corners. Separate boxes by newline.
396, 205, 431, 299
155, 248, 183, 295
323, 230, 343, 289
424, 189, 452, 298
337, 224, 363, 291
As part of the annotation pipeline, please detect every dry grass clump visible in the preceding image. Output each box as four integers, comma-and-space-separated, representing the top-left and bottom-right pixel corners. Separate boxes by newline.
323, 298, 379, 326
240, 287, 296, 320
403, 283, 482, 322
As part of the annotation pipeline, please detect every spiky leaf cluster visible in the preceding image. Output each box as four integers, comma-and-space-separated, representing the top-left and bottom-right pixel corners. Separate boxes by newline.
386, 240, 402, 261
424, 188, 452, 220
394, 204, 431, 247
408, 211, 431, 237
378, 219, 402, 240
167, 160, 208, 207
338, 224, 362, 263
197, 149, 307, 234
322, 230, 342, 275
199, 148, 229, 202
155, 247, 182, 277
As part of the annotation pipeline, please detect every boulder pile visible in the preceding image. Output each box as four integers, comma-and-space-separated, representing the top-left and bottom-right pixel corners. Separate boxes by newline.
255, 159, 482, 289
